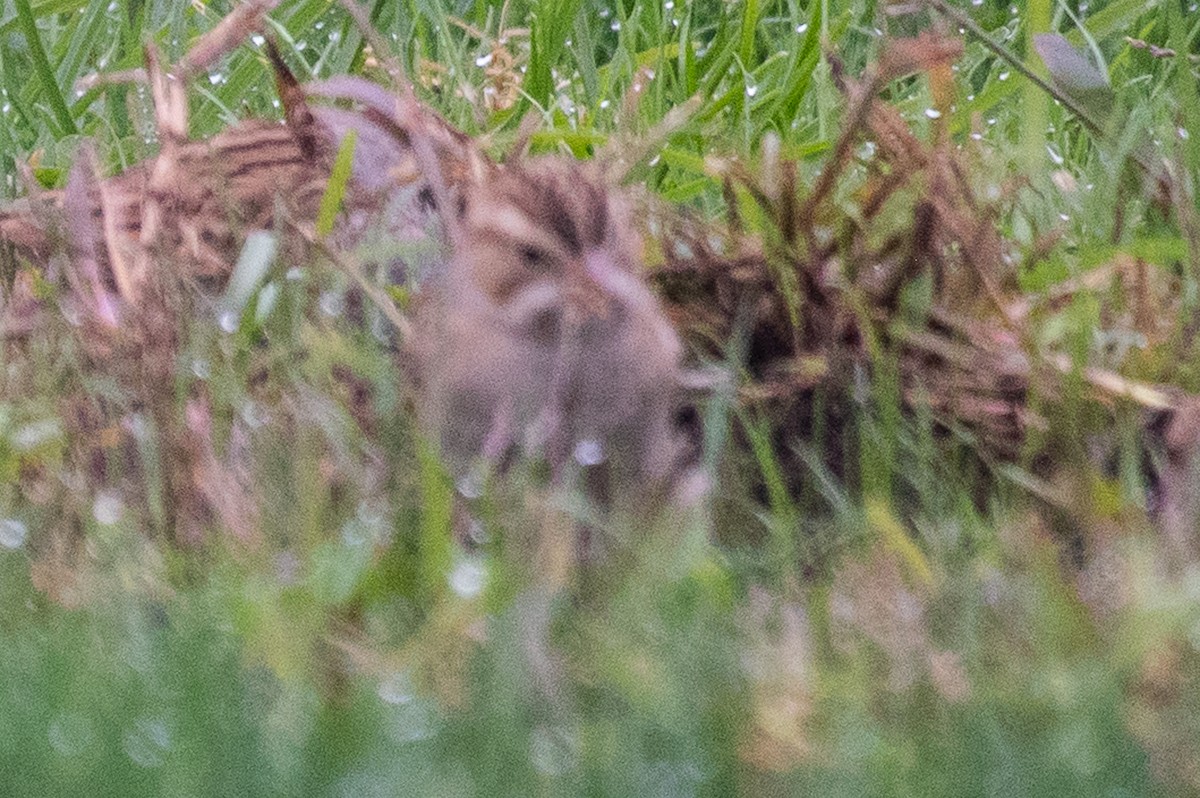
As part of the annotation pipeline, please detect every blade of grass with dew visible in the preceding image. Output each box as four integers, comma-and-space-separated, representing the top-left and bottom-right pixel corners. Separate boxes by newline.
0, 0, 87, 35
190, 0, 335, 133
738, 405, 800, 572
526, 0, 583, 105
50, 0, 108, 93
13, 0, 77, 134
219, 231, 280, 327
1022, 0, 1052, 179
416, 439, 453, 600
1063, 0, 1159, 47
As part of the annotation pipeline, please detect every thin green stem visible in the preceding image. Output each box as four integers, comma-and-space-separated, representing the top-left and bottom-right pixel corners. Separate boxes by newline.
14, 0, 77, 135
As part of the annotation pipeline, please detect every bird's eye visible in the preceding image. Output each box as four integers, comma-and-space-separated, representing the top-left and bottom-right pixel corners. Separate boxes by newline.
520, 246, 547, 268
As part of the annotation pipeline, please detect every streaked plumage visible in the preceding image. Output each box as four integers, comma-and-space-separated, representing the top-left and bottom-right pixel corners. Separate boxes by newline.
413, 158, 696, 507
0, 47, 488, 302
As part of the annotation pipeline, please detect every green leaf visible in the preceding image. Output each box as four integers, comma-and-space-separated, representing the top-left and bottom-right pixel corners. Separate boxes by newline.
316, 129, 358, 239
219, 231, 279, 326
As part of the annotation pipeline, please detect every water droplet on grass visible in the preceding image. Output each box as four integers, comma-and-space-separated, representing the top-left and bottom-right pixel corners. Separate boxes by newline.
456, 469, 484, 499
0, 519, 28, 549
319, 291, 344, 317
378, 671, 415, 705
49, 713, 95, 757
123, 718, 171, 768
449, 558, 486, 598
384, 700, 436, 743
531, 726, 579, 776
93, 491, 124, 525
573, 439, 605, 466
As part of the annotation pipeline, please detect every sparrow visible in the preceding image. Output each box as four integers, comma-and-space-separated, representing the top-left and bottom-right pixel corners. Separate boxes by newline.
412, 156, 697, 508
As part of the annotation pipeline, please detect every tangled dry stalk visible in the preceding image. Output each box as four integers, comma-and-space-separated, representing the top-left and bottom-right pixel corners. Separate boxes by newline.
0, 13, 1196, 554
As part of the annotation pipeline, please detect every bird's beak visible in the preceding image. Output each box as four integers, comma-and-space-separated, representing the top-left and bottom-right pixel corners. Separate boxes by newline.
564, 249, 616, 320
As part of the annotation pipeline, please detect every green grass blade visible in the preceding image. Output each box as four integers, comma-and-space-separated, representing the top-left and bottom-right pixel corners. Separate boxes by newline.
316, 129, 358, 239
13, 0, 77, 134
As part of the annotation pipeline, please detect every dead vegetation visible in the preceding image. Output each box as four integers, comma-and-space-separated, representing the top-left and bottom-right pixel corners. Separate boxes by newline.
0, 14, 1195, 559
648, 30, 1198, 552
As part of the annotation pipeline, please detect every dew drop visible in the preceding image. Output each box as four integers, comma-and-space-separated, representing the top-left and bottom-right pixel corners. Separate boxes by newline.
573, 439, 605, 466
924, 108, 942, 119
93, 490, 124, 526
796, 22, 808, 33
475, 52, 494, 67
384, 700, 436, 743
319, 290, 344, 318
49, 713, 95, 757
239, 400, 269, 429
122, 718, 171, 769
275, 550, 300, 585
0, 518, 28, 549
998, 71, 1010, 81
218, 310, 239, 333
456, 470, 484, 499
378, 671, 415, 705
449, 557, 486, 598
530, 726, 579, 776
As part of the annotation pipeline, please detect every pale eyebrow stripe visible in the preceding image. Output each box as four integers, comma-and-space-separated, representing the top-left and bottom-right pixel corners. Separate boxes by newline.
473, 203, 573, 263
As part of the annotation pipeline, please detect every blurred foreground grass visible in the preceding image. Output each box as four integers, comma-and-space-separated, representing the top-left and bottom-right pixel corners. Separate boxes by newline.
2, 0, 1200, 794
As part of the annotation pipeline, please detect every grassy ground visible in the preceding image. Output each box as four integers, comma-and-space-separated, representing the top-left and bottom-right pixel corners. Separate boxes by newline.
2, 0, 1200, 794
